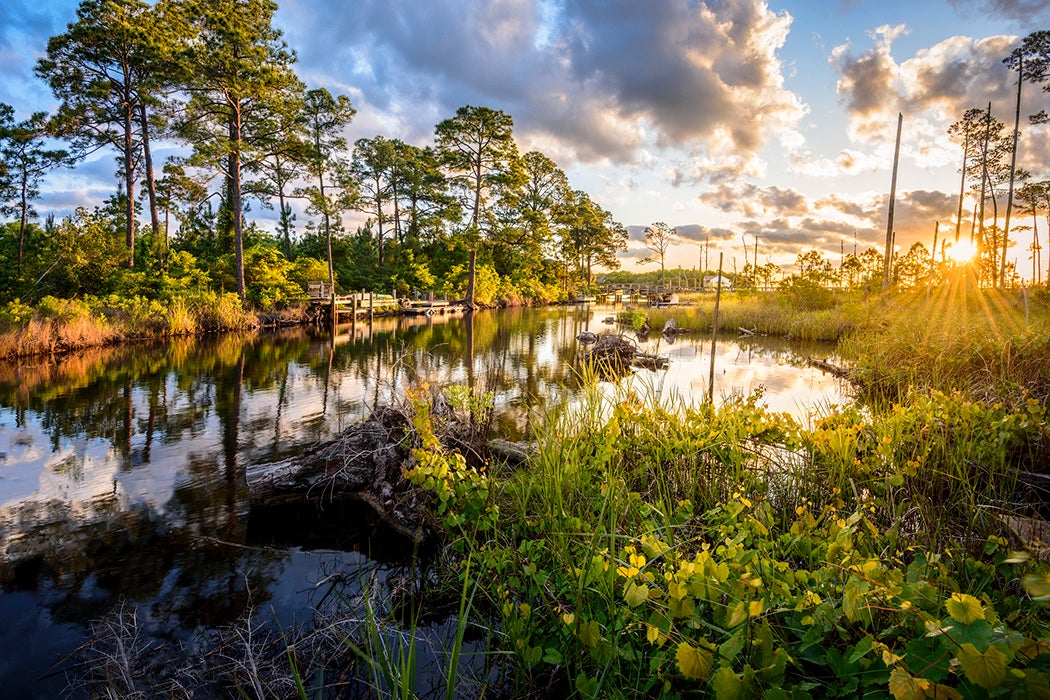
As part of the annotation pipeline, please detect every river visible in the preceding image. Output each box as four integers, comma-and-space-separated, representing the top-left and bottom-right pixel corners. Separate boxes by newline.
0, 306, 848, 697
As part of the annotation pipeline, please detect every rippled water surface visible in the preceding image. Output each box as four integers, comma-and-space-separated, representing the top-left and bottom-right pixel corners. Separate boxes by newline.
0, 306, 848, 696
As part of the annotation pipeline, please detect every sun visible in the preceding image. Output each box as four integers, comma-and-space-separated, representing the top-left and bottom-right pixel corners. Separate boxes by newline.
946, 240, 977, 264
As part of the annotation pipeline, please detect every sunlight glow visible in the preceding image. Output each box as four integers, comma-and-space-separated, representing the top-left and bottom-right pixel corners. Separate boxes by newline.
946, 240, 977, 264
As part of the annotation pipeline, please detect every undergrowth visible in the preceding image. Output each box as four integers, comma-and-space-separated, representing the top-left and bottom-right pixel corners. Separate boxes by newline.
411, 380, 1050, 698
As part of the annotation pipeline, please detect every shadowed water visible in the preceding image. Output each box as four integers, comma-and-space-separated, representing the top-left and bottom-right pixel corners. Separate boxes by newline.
0, 306, 848, 696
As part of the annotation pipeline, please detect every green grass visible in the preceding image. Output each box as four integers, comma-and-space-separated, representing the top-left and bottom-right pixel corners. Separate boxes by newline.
840, 281, 1050, 407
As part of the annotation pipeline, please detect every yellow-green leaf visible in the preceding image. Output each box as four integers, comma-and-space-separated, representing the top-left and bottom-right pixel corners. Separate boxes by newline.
578, 620, 600, 648
711, 666, 742, 700
888, 668, 931, 700
676, 641, 713, 681
625, 581, 649, 608
945, 593, 985, 625
956, 642, 1007, 689
726, 601, 748, 627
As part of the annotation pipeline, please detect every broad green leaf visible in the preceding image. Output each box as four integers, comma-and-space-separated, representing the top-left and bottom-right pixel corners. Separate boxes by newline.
712, 666, 742, 700
955, 642, 1007, 689
677, 641, 713, 681
945, 593, 984, 625
578, 620, 601, 648
848, 636, 874, 664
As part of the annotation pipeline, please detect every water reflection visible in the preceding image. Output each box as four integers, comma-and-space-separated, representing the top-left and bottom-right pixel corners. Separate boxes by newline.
0, 306, 847, 696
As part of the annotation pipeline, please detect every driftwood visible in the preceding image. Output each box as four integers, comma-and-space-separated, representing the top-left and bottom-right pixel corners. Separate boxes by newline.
488, 438, 536, 465
661, 318, 692, 336
246, 407, 432, 541
806, 357, 853, 379
583, 333, 669, 376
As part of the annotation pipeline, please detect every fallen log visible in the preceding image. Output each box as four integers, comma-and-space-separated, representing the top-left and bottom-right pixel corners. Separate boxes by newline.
245, 407, 434, 542
488, 438, 536, 465
806, 356, 853, 379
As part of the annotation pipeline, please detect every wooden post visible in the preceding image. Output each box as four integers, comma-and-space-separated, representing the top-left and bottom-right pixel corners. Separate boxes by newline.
978, 103, 992, 274
931, 221, 939, 276
707, 252, 724, 405
884, 112, 903, 290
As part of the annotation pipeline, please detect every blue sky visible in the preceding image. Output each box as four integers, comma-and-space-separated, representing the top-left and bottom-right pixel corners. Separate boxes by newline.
2, 0, 1049, 274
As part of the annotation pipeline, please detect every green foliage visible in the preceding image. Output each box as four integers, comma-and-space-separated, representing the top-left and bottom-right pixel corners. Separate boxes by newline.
406, 381, 1050, 699
243, 241, 306, 309
403, 386, 499, 534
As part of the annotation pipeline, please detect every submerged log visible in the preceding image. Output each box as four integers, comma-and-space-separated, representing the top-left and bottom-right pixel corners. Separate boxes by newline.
488, 438, 536, 464
582, 333, 669, 376
245, 407, 433, 541
806, 356, 853, 380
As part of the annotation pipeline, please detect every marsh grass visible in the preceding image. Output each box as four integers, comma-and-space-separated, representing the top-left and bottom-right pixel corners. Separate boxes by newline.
0, 292, 262, 358
431, 367, 1050, 697
637, 290, 873, 341
840, 282, 1050, 406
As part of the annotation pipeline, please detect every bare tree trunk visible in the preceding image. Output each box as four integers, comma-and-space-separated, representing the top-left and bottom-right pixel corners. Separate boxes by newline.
139, 104, 160, 240
1002, 58, 1023, 289
229, 113, 245, 301
883, 112, 903, 290
978, 102, 992, 284
123, 103, 136, 269
17, 174, 28, 272
955, 134, 969, 242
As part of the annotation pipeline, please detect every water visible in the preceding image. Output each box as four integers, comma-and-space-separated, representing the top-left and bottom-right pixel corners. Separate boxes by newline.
0, 306, 848, 696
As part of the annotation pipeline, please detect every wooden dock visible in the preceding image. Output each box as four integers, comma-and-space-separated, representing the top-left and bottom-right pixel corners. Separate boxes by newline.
306, 282, 465, 320
402, 300, 466, 316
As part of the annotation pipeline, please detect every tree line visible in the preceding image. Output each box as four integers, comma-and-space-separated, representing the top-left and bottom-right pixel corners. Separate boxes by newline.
0, 0, 628, 309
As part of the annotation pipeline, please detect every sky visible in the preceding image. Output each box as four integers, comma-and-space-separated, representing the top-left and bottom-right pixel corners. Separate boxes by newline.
2, 0, 1050, 276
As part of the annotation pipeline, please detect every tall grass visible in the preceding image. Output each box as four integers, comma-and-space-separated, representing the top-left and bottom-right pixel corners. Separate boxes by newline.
637, 290, 874, 341
427, 370, 1050, 697
0, 291, 263, 359
840, 283, 1050, 406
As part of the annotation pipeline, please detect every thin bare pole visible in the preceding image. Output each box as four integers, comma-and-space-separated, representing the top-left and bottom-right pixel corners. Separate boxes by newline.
1003, 56, 1023, 288
931, 221, 939, 278
707, 252, 724, 405
884, 112, 903, 290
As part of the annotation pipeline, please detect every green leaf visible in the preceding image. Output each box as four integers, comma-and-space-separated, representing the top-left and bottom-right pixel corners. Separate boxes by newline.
677, 640, 713, 681
712, 666, 742, 700
578, 620, 601, 648
848, 636, 874, 664
955, 642, 1008, 689
574, 674, 599, 698
542, 647, 563, 665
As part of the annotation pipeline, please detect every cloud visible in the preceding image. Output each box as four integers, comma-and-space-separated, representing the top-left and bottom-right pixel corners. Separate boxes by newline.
669, 223, 737, 244
281, 0, 806, 165
698, 180, 809, 217
948, 0, 1050, 26
830, 29, 1021, 141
